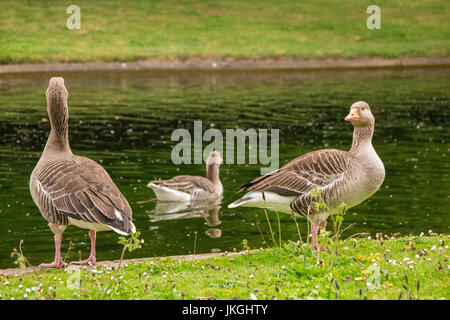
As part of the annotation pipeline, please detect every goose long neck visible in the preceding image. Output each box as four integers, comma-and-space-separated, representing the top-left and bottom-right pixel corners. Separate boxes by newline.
206, 164, 220, 183
44, 97, 71, 154
44, 130, 71, 154
350, 123, 374, 153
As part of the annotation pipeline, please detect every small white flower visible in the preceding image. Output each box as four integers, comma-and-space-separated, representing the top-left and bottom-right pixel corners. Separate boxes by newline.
18, 284, 23, 289
249, 274, 254, 278
404, 257, 410, 261
282, 265, 286, 269
26, 288, 31, 293
431, 245, 437, 251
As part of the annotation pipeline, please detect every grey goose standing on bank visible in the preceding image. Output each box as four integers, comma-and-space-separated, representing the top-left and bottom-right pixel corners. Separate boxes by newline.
228, 101, 385, 250
30, 77, 136, 268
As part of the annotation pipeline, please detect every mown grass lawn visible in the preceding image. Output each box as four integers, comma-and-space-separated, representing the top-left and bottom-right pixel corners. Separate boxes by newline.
1, 234, 448, 300
0, 0, 448, 63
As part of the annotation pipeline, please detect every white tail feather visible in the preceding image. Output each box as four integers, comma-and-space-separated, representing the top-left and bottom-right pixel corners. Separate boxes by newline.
227, 197, 252, 208
148, 183, 191, 202
228, 191, 295, 213
109, 225, 129, 236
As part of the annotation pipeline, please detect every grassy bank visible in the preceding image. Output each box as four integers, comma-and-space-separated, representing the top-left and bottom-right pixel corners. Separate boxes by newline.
0, 235, 448, 300
0, 0, 448, 64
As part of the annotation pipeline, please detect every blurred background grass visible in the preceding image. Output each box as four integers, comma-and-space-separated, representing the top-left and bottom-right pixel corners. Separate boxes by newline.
0, 0, 449, 63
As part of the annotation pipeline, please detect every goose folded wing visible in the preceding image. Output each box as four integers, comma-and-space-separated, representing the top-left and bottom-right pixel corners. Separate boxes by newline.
37, 159, 132, 225
152, 175, 216, 194
239, 149, 348, 196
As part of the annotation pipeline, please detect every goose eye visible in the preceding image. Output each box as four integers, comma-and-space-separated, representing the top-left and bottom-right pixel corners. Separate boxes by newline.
362, 108, 365, 110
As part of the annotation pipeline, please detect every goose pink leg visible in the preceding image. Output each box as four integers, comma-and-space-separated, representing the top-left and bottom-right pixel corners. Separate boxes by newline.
70, 230, 97, 265
39, 234, 67, 268
311, 224, 320, 251
311, 221, 328, 251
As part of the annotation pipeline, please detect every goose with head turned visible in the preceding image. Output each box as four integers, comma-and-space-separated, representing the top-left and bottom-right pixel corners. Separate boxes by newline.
30, 77, 136, 268
148, 151, 223, 202
228, 101, 385, 250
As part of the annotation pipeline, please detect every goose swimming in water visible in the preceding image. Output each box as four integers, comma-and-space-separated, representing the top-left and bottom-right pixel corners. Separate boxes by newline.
30, 77, 136, 268
228, 101, 385, 250
148, 151, 223, 202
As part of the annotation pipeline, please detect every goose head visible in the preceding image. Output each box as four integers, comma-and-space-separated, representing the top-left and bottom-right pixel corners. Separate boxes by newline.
345, 101, 374, 128
46, 77, 69, 137
206, 151, 223, 166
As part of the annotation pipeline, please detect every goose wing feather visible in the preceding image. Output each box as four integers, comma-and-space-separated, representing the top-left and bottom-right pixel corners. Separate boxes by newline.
239, 149, 349, 196
36, 156, 132, 228
151, 175, 216, 194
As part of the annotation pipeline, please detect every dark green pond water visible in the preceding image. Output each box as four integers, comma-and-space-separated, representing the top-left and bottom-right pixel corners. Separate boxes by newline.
0, 68, 448, 269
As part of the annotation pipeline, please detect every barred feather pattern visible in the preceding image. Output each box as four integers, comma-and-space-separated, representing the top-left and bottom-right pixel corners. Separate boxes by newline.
239, 149, 354, 217
31, 156, 134, 233
150, 175, 220, 200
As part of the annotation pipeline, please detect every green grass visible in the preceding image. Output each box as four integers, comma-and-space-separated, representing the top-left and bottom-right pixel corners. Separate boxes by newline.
1, 235, 448, 300
0, 0, 448, 64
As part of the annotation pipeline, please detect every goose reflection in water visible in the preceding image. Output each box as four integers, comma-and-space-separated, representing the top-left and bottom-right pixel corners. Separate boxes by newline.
148, 198, 223, 238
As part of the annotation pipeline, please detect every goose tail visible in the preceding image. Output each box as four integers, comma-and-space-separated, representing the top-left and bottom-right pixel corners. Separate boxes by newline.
147, 182, 190, 201
108, 209, 137, 235
228, 196, 253, 208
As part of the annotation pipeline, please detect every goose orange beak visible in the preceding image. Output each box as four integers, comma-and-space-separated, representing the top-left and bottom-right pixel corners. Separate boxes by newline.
345, 109, 359, 121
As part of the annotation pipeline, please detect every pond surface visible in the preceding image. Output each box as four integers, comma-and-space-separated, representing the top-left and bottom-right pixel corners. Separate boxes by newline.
0, 68, 448, 268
